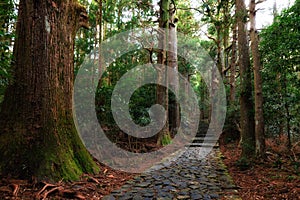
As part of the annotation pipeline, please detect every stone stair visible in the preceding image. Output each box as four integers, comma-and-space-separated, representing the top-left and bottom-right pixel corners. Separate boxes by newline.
188, 121, 219, 148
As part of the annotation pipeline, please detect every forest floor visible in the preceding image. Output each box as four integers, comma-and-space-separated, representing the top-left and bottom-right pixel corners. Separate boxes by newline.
220, 137, 300, 199
0, 161, 134, 199
1, 135, 300, 199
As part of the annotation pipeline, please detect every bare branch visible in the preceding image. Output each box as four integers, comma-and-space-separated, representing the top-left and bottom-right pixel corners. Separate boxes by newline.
255, 8, 265, 13
176, 7, 203, 14
223, 65, 231, 74
234, 120, 242, 133
256, 0, 266, 5
205, 34, 217, 43
225, 44, 233, 52
171, 0, 177, 12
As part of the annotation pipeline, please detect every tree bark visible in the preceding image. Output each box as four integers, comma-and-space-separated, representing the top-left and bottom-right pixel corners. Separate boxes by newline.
167, 2, 180, 136
249, 0, 265, 158
0, 0, 98, 181
230, 22, 237, 103
236, 0, 255, 159
97, 0, 103, 88
156, 0, 170, 145
283, 76, 292, 149
222, 0, 231, 76
156, 0, 180, 145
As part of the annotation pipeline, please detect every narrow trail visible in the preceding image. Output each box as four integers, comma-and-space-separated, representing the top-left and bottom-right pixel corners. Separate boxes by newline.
103, 124, 241, 200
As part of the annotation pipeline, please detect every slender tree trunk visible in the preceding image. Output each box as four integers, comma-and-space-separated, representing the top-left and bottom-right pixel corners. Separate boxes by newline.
249, 0, 265, 158
0, 0, 98, 181
167, 2, 180, 136
276, 73, 285, 136
216, 28, 223, 76
200, 77, 205, 120
97, 0, 103, 87
272, 1, 278, 21
230, 22, 237, 103
156, 0, 170, 145
236, 0, 255, 159
285, 101, 292, 149
283, 77, 292, 149
223, 0, 231, 76
98, 0, 103, 50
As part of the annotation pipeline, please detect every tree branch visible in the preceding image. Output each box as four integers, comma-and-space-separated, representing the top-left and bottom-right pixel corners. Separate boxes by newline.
255, 8, 265, 13
171, 0, 177, 12
256, 0, 266, 5
223, 65, 231, 74
176, 7, 203, 14
200, 30, 217, 44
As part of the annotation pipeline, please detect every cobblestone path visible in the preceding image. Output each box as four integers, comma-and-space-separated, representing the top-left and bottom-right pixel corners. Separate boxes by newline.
104, 124, 240, 200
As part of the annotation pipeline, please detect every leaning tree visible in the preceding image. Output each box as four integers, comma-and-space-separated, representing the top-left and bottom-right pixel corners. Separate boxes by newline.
0, 0, 98, 181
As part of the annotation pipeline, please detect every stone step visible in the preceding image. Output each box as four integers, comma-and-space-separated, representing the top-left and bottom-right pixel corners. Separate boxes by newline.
193, 136, 218, 139
196, 129, 217, 133
188, 144, 219, 148
195, 134, 218, 138
192, 139, 217, 143
186, 143, 219, 148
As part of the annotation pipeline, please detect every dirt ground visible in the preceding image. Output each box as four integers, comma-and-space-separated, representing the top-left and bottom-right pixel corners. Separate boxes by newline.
1, 136, 300, 199
220, 139, 300, 200
0, 161, 134, 199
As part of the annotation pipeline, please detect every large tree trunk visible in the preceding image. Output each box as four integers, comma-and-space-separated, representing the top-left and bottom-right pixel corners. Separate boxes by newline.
156, 0, 170, 145
249, 0, 265, 158
0, 0, 98, 181
236, 0, 255, 159
156, 0, 179, 145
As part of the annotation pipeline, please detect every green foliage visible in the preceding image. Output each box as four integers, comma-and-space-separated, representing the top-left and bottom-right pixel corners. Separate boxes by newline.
0, 0, 16, 103
161, 132, 172, 146
129, 84, 156, 126
235, 156, 251, 170
293, 161, 300, 173
176, 0, 200, 35
74, 0, 156, 75
286, 175, 297, 181
224, 102, 240, 138
260, 0, 300, 138
74, 0, 99, 74
199, 39, 217, 58
273, 157, 283, 169
96, 50, 151, 127
80, 0, 160, 131
79, 0, 156, 136
199, 0, 234, 41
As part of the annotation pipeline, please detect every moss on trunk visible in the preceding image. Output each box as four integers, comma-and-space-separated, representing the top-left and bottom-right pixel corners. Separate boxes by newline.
0, 112, 98, 181
0, 0, 98, 181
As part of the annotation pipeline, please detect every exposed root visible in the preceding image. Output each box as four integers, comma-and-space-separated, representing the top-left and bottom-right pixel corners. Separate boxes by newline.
42, 186, 62, 200
36, 182, 56, 199
36, 181, 87, 199
87, 175, 100, 184
11, 184, 19, 196
0, 161, 133, 199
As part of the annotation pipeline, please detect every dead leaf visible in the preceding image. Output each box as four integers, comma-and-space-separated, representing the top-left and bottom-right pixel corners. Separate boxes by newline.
52, 1, 57, 9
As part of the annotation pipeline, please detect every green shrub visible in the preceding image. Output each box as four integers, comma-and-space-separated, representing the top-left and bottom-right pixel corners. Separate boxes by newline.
235, 157, 251, 170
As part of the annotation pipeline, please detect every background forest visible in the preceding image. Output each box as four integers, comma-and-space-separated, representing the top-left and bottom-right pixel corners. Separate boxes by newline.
0, 0, 299, 199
